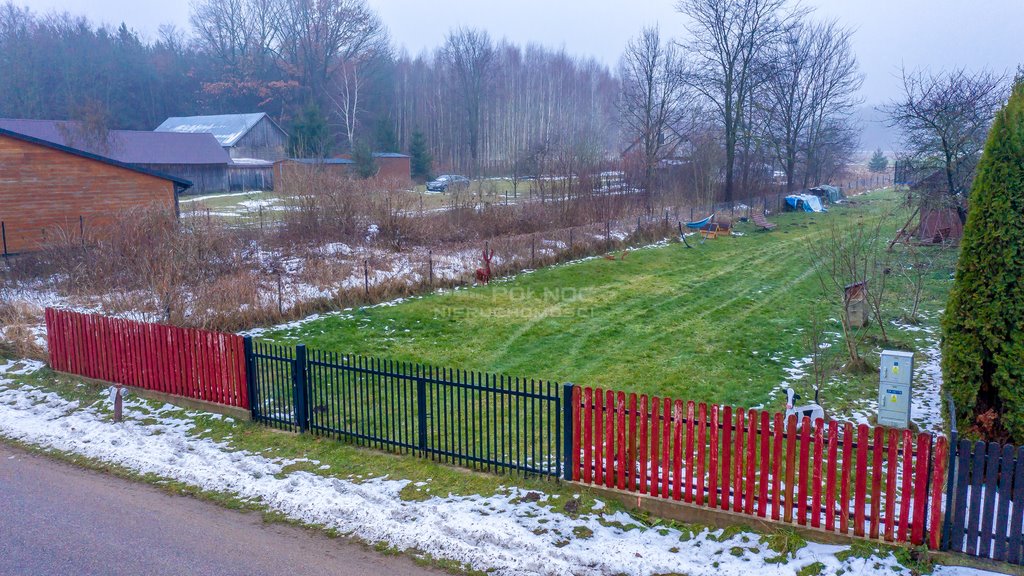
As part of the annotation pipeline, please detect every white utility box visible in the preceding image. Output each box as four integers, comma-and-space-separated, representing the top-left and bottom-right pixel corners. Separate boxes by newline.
877, 350, 914, 429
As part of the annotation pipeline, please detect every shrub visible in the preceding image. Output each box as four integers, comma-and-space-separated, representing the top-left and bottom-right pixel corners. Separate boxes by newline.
942, 81, 1024, 441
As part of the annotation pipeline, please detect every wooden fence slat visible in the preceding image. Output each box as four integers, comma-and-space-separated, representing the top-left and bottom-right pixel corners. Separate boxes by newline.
911, 434, 932, 546
572, 386, 582, 482
583, 388, 593, 484
188, 328, 200, 400
745, 409, 757, 516
219, 331, 229, 404
602, 387, 610, 485
628, 393, 638, 491
978, 441, 1001, 556
928, 436, 949, 551
758, 411, 770, 518
594, 389, 604, 485
885, 428, 899, 542
685, 401, 695, 504
171, 325, 182, 396
721, 406, 732, 511
616, 392, 627, 490
1007, 446, 1024, 564
797, 417, 811, 525
696, 403, 707, 506
825, 420, 838, 532
661, 398, 671, 499
854, 424, 869, 537
733, 409, 744, 513
951, 439, 972, 553
708, 405, 719, 509
234, 335, 247, 407
812, 418, 824, 528
870, 427, 884, 538
672, 400, 684, 501
994, 444, 1015, 560
639, 395, 648, 492
772, 413, 784, 521
965, 441, 986, 555
898, 429, 915, 543
784, 414, 797, 523
649, 397, 660, 496
129, 319, 140, 388
88, 314, 98, 381
839, 423, 852, 534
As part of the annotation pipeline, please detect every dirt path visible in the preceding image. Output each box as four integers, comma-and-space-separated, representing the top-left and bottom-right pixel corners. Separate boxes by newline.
0, 443, 443, 576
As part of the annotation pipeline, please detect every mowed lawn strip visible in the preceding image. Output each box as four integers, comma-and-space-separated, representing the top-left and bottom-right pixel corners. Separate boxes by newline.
262, 190, 942, 408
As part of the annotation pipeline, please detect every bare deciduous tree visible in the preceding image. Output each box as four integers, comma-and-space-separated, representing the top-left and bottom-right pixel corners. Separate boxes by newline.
762, 18, 861, 192
883, 67, 1007, 198
619, 26, 692, 195
276, 0, 388, 101
676, 0, 802, 203
442, 27, 495, 177
808, 215, 891, 372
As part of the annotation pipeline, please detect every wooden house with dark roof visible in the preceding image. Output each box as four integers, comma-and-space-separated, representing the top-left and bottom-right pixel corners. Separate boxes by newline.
0, 127, 189, 255
0, 118, 230, 194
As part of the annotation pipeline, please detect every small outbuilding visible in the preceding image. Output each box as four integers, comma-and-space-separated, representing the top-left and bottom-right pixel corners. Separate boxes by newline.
371, 152, 412, 187
0, 128, 189, 255
273, 158, 354, 193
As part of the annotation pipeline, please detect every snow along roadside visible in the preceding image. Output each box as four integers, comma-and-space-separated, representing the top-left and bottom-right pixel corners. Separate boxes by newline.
0, 360, 995, 576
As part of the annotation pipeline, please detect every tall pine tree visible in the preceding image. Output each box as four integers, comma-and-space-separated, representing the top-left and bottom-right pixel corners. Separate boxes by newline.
942, 81, 1024, 441
409, 129, 432, 182
288, 103, 331, 158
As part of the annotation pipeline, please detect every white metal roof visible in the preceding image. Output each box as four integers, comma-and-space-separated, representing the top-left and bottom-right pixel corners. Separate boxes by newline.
155, 113, 268, 147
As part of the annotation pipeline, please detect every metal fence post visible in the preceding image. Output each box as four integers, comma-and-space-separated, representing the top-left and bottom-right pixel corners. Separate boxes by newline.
243, 336, 258, 420
562, 382, 574, 481
293, 344, 309, 432
417, 376, 428, 454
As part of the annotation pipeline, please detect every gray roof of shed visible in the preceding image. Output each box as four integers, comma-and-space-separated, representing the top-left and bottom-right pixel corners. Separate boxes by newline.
155, 113, 281, 147
0, 118, 229, 165
285, 158, 354, 165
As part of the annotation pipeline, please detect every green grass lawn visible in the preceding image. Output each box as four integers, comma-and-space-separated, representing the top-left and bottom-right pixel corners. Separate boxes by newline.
258, 189, 958, 420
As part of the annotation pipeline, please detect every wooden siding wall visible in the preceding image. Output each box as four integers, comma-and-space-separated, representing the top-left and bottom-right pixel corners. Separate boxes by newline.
274, 161, 350, 193
229, 117, 287, 162
227, 165, 274, 191
136, 163, 227, 196
376, 157, 412, 187
0, 134, 176, 254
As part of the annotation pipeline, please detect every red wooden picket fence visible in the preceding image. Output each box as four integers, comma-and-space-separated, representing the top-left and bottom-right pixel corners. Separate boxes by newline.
45, 308, 249, 409
571, 386, 949, 549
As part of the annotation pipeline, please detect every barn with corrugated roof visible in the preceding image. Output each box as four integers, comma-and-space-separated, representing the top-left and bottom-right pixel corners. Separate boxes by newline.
155, 113, 288, 191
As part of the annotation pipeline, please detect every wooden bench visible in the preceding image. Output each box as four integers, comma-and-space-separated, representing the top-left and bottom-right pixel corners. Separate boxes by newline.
716, 216, 733, 236
699, 223, 719, 239
751, 213, 777, 231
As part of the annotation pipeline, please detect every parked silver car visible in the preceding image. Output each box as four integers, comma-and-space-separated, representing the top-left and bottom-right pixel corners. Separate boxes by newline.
426, 174, 470, 192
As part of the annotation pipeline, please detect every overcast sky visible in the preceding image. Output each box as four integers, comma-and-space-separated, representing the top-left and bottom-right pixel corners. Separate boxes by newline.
16, 0, 1024, 105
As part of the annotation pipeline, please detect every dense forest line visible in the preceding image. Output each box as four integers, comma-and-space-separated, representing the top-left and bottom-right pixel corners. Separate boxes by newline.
0, 0, 863, 200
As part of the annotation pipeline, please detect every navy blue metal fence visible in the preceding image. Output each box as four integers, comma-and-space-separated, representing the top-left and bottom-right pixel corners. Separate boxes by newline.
246, 337, 569, 477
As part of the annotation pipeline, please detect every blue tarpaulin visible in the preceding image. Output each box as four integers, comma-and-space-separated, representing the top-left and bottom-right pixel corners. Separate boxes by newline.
785, 194, 826, 212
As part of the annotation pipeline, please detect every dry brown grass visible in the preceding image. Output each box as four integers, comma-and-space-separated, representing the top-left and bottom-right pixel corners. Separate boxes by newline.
0, 298, 46, 359
3, 173, 784, 336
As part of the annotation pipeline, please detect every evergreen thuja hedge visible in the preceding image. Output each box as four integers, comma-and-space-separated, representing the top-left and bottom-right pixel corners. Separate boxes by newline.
942, 82, 1024, 441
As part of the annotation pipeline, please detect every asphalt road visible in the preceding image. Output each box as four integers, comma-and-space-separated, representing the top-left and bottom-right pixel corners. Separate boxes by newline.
0, 443, 443, 576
